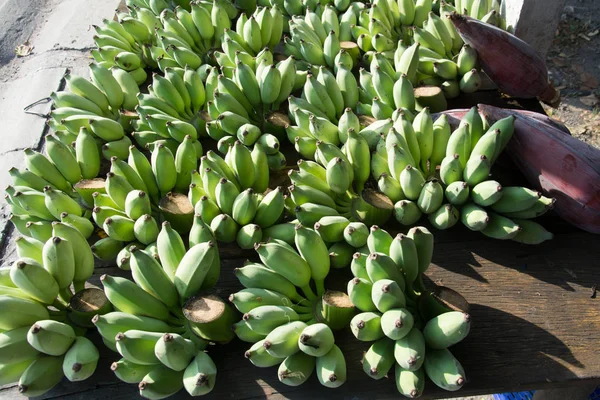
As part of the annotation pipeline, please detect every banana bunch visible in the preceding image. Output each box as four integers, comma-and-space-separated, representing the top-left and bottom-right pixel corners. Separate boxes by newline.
189, 148, 283, 245
90, 141, 201, 254
125, 0, 196, 13
231, 224, 355, 388
352, 0, 510, 108
346, 225, 470, 396
149, 1, 237, 71
257, 0, 349, 21
285, 104, 384, 211
4, 136, 104, 234
213, 5, 284, 69
0, 232, 104, 397
368, 107, 554, 243
284, 6, 362, 70
357, 40, 481, 118
97, 231, 234, 398
50, 64, 141, 151
135, 66, 207, 152
203, 55, 299, 139
91, 8, 157, 73
454, 0, 506, 28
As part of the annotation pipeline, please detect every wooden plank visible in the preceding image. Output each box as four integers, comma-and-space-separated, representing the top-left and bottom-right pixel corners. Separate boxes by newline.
2, 224, 599, 399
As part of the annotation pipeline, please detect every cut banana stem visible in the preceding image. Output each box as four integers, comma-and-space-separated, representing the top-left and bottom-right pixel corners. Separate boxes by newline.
318, 290, 356, 331
68, 288, 113, 328
183, 294, 237, 344
158, 192, 194, 233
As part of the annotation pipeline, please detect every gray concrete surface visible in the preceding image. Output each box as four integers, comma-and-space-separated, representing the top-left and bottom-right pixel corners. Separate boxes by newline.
0, 0, 122, 241
0, 0, 50, 65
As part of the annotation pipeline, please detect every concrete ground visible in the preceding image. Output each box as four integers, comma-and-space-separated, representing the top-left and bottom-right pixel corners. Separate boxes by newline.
0, 0, 122, 242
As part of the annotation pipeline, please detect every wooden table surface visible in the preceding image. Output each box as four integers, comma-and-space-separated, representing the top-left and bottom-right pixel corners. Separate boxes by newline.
1, 216, 599, 400
1, 92, 599, 399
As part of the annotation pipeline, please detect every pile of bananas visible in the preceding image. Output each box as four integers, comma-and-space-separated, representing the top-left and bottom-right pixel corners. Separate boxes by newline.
206, 59, 303, 152
1, 225, 107, 397
92, 11, 157, 72
135, 66, 207, 152
150, 2, 237, 71
0, 0, 564, 397
191, 148, 285, 245
287, 63, 358, 123
90, 140, 201, 256
285, 7, 362, 70
347, 225, 470, 396
370, 106, 554, 243
5, 139, 101, 232
349, 0, 506, 108
96, 231, 234, 398
214, 5, 284, 68
231, 224, 357, 387
257, 0, 342, 20
202, 56, 298, 154
50, 64, 140, 151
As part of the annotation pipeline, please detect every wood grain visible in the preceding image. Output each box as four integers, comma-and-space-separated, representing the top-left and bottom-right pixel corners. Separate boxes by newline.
1, 223, 599, 399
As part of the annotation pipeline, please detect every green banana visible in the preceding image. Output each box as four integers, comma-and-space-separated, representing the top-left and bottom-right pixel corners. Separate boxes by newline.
278, 351, 316, 387
316, 344, 346, 388
461, 202, 490, 231
63, 336, 99, 382
394, 327, 425, 371
263, 320, 307, 358
175, 240, 219, 300
10, 258, 59, 304
183, 352, 217, 396
138, 364, 185, 399
371, 279, 406, 313
350, 311, 384, 341
0, 295, 50, 331
42, 236, 75, 289
18, 354, 65, 397
27, 320, 75, 356
101, 275, 171, 321
423, 311, 471, 349
471, 180, 503, 207
298, 323, 335, 357
129, 246, 179, 308
395, 365, 425, 398
242, 305, 300, 335
424, 348, 466, 391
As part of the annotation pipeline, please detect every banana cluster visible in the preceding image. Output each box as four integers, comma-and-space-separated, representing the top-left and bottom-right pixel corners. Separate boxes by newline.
455, 0, 506, 28
285, 7, 361, 70
206, 54, 304, 138
1, 230, 102, 397
150, 1, 237, 71
366, 107, 554, 243
202, 57, 298, 154
350, 0, 507, 110
5, 141, 102, 233
96, 232, 231, 398
50, 64, 140, 151
213, 5, 284, 69
92, 9, 157, 73
96, 229, 246, 398
286, 106, 396, 216
191, 148, 283, 245
346, 225, 470, 396
135, 66, 207, 153
91, 141, 201, 255
257, 0, 347, 19
232, 225, 356, 388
